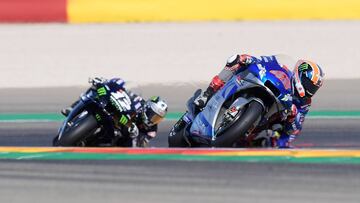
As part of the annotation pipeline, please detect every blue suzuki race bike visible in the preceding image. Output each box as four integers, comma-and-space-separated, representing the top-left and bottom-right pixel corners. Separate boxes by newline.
169, 56, 293, 147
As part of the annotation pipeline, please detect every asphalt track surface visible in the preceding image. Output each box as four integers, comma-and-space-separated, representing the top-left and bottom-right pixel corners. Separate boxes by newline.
1, 119, 360, 203
0, 159, 359, 203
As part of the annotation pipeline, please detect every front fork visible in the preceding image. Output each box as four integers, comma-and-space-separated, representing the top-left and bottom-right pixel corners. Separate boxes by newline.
170, 113, 188, 137
169, 113, 194, 147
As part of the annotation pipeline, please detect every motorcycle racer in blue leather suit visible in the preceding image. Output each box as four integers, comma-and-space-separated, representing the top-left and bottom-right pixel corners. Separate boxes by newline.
194, 54, 324, 148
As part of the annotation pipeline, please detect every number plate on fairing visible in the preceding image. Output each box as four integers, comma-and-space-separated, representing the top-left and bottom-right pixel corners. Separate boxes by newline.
110, 90, 132, 112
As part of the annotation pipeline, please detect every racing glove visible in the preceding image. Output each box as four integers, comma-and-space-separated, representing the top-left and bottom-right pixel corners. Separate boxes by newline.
280, 104, 297, 122
137, 133, 155, 148
239, 54, 254, 66
89, 77, 109, 96
287, 104, 298, 122
89, 77, 107, 87
224, 54, 254, 71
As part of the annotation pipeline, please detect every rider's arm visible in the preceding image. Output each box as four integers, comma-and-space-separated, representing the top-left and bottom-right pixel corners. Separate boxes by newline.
195, 54, 256, 107
210, 54, 256, 91
140, 125, 158, 147
216, 54, 256, 86
276, 99, 311, 148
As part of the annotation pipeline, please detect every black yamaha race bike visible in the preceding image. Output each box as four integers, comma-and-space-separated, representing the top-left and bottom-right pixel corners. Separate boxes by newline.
53, 80, 142, 147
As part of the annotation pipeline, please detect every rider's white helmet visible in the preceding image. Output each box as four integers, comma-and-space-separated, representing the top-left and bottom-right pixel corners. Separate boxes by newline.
143, 96, 168, 127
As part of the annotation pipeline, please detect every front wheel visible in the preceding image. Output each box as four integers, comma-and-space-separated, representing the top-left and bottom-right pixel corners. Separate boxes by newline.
213, 100, 264, 147
53, 114, 98, 146
168, 117, 190, 147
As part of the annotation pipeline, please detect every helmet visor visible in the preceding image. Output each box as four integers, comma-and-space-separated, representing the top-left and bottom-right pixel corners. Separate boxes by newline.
302, 77, 320, 97
145, 108, 164, 126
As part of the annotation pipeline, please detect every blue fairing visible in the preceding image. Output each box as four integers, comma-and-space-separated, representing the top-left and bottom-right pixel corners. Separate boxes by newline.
189, 55, 293, 141
247, 55, 293, 108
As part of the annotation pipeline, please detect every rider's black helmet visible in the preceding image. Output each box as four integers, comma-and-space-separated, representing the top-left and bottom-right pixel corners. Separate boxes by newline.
293, 60, 324, 98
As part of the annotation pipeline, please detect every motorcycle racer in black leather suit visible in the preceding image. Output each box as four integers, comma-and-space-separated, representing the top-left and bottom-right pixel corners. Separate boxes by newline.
62, 77, 168, 147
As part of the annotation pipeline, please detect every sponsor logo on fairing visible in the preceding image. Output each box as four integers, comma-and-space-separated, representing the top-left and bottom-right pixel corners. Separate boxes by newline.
95, 114, 102, 121
119, 115, 128, 125
110, 91, 132, 112
97, 87, 107, 96
236, 76, 246, 86
270, 70, 291, 90
183, 114, 192, 124
281, 94, 292, 102
257, 64, 267, 79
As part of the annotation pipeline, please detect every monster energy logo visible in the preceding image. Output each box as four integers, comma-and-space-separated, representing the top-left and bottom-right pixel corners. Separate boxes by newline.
95, 114, 101, 121
299, 63, 309, 71
97, 87, 107, 96
119, 115, 128, 125
150, 96, 159, 102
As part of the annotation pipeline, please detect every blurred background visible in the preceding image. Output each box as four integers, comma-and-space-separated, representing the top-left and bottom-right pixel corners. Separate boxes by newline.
0, 0, 359, 113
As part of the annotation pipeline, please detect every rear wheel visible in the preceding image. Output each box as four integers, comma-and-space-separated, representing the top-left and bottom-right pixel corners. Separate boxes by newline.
53, 114, 98, 146
213, 100, 264, 147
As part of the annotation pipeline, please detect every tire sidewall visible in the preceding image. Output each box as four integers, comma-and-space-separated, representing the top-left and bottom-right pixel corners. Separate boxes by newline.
54, 114, 98, 146
213, 101, 263, 147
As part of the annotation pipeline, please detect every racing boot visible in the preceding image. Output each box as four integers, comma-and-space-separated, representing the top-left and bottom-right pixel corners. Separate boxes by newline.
194, 75, 225, 109
193, 88, 214, 109
251, 133, 271, 147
